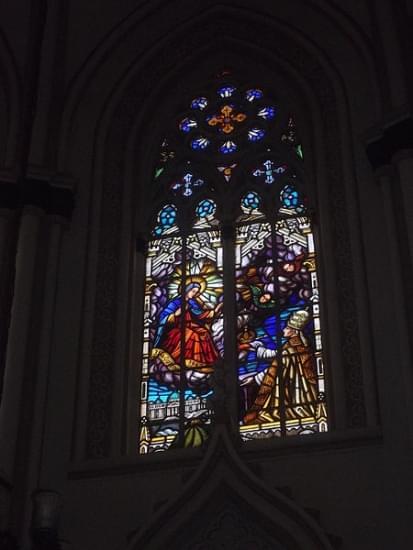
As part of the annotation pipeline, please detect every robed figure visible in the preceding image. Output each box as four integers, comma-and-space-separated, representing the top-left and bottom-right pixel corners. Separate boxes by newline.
243, 310, 318, 424
151, 282, 222, 390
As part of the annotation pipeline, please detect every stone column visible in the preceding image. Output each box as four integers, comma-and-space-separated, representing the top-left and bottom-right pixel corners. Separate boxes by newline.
20, 217, 65, 537
377, 165, 413, 441
0, 206, 43, 479
0, 208, 16, 393
0, 209, 15, 274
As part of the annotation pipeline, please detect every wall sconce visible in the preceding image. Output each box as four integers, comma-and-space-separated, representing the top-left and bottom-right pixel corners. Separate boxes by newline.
31, 490, 62, 549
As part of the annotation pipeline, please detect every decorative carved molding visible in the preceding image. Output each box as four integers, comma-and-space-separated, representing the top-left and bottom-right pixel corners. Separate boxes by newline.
183, 507, 277, 550
86, 11, 366, 458
304, 66, 366, 428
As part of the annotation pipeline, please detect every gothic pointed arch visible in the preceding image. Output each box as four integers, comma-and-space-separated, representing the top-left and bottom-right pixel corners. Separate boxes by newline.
138, 73, 328, 452
74, 5, 378, 460
127, 426, 338, 550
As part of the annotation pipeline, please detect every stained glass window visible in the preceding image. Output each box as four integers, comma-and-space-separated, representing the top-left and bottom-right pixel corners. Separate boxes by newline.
236, 201, 327, 440
139, 75, 327, 454
140, 202, 224, 453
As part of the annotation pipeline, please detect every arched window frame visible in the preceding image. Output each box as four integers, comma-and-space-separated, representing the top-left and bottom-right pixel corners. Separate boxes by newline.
136, 74, 330, 454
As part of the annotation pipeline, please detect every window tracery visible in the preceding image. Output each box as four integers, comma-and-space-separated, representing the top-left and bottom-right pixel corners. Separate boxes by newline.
139, 76, 327, 453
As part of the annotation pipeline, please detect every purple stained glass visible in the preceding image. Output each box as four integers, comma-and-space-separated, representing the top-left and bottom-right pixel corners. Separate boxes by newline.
140, 223, 224, 453
236, 215, 328, 441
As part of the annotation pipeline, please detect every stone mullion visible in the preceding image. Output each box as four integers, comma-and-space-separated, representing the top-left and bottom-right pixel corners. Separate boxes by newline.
222, 224, 239, 437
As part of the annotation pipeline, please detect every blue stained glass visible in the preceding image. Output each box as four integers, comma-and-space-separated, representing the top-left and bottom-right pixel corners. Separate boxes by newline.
280, 185, 305, 214
218, 85, 236, 98
257, 106, 276, 120
191, 97, 208, 110
179, 118, 198, 133
248, 128, 265, 142
245, 89, 263, 102
160, 204, 177, 226
242, 191, 260, 211
191, 137, 210, 150
220, 140, 237, 154
282, 186, 299, 207
196, 199, 216, 218
153, 204, 177, 236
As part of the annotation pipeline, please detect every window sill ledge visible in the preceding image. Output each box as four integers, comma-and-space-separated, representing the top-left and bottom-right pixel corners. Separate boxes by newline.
68, 426, 382, 480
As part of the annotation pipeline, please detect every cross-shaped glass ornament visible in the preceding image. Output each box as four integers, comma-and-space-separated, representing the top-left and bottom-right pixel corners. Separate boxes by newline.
207, 105, 247, 134
252, 159, 287, 184
170, 172, 205, 197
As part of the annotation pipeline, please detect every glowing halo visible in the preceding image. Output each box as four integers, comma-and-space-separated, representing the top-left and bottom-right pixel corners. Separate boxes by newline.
168, 263, 223, 307
179, 275, 207, 295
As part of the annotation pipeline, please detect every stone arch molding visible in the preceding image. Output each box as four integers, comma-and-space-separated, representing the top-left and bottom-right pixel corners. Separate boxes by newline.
59, 1, 379, 177
83, 4, 373, 459
126, 426, 337, 550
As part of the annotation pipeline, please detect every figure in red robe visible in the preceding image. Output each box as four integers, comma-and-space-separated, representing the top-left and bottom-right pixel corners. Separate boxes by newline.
152, 282, 222, 376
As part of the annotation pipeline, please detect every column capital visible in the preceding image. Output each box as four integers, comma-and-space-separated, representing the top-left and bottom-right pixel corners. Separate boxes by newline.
0, 183, 19, 210
0, 179, 74, 221
366, 117, 413, 171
